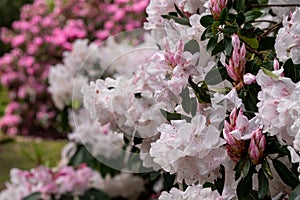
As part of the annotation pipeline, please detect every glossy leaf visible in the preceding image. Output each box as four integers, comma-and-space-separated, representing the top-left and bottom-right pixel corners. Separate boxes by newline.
272, 159, 298, 188
200, 15, 214, 28
258, 169, 269, 199
184, 39, 200, 55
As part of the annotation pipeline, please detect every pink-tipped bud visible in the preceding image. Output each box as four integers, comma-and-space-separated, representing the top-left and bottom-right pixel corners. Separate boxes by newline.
210, 0, 227, 20
249, 128, 266, 164
232, 34, 240, 49
273, 58, 280, 71
226, 34, 246, 87
223, 108, 249, 162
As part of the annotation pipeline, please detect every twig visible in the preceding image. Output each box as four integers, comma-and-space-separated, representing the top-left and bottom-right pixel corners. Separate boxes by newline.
250, 4, 300, 8
261, 21, 282, 38
245, 46, 264, 60
253, 20, 277, 24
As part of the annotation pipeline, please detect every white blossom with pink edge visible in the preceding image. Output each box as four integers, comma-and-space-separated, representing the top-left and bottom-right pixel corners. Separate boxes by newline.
275, 7, 300, 64
158, 185, 224, 200
150, 114, 227, 185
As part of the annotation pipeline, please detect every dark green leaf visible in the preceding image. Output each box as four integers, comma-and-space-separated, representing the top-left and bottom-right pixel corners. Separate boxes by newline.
243, 157, 251, 178
168, 12, 178, 17
22, 192, 41, 200
161, 14, 190, 26
163, 173, 176, 190
234, 158, 244, 180
244, 10, 263, 22
184, 39, 200, 55
262, 158, 273, 179
160, 109, 191, 122
201, 26, 213, 41
258, 37, 275, 51
224, 36, 233, 56
212, 40, 225, 55
207, 37, 218, 53
83, 188, 110, 200
205, 64, 228, 85
258, 169, 269, 199
283, 58, 300, 83
236, 12, 245, 26
273, 159, 298, 188
189, 79, 211, 103
289, 183, 300, 200
200, 15, 214, 28
234, 0, 245, 11
223, 25, 238, 34
237, 175, 253, 198
203, 182, 216, 190
174, 4, 187, 18
68, 145, 96, 169
219, 8, 228, 24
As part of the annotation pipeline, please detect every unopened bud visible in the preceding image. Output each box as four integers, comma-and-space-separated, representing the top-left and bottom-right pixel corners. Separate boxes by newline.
249, 128, 266, 164
210, 0, 227, 20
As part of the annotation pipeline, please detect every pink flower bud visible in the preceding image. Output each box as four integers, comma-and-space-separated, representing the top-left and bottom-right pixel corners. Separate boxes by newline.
249, 128, 266, 164
273, 58, 280, 71
223, 108, 249, 162
226, 34, 247, 87
210, 0, 227, 20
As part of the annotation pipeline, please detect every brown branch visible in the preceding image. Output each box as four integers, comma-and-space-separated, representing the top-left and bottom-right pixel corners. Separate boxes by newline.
261, 21, 282, 38
250, 4, 300, 8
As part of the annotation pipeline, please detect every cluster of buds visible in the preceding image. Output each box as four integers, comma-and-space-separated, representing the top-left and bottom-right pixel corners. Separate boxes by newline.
225, 34, 246, 90
209, 0, 228, 20
223, 108, 249, 162
249, 128, 266, 164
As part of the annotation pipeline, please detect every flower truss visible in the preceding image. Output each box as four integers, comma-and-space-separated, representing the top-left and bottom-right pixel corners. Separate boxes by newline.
2, 0, 300, 200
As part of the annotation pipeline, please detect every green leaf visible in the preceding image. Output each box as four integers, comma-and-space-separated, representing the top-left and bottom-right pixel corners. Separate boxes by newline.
184, 39, 200, 55
201, 26, 214, 41
219, 8, 228, 24
258, 169, 269, 199
163, 173, 176, 190
272, 159, 299, 188
223, 25, 238, 34
243, 157, 251, 178
174, 3, 187, 18
22, 192, 41, 200
206, 37, 218, 53
234, 0, 245, 11
283, 58, 300, 83
289, 184, 300, 200
205, 64, 228, 85
224, 36, 233, 56
83, 188, 110, 200
68, 145, 96, 168
244, 10, 263, 22
200, 15, 214, 28
160, 109, 191, 122
234, 158, 244, 180
161, 14, 190, 26
189, 79, 211, 104
212, 21, 220, 35
236, 12, 245, 26
262, 67, 279, 78
180, 87, 197, 116
262, 158, 273, 179
258, 37, 275, 51
203, 182, 217, 190
237, 175, 253, 198
212, 40, 225, 55
238, 34, 259, 49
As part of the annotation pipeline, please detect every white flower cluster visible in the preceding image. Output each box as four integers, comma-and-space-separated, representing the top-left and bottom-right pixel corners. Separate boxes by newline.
159, 185, 223, 200
48, 39, 101, 110
275, 7, 300, 64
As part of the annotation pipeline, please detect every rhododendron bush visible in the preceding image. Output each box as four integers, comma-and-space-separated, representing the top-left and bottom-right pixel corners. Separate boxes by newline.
2, 0, 300, 199
0, 0, 148, 136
